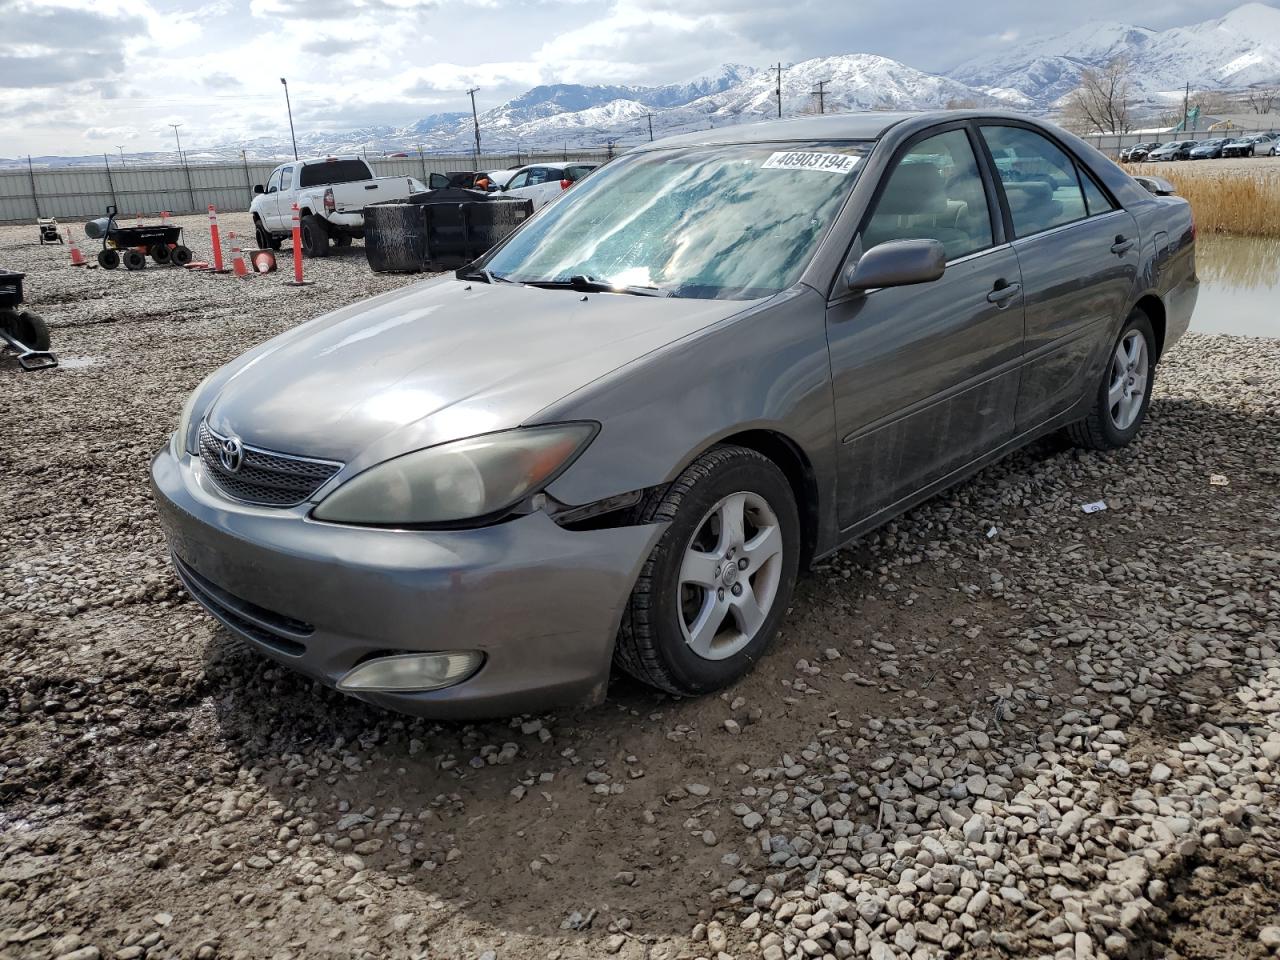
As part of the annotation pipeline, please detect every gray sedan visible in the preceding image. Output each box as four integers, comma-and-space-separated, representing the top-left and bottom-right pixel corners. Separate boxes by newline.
152, 111, 1198, 717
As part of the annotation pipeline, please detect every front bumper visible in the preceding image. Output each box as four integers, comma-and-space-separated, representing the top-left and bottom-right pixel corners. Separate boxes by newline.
150, 446, 663, 718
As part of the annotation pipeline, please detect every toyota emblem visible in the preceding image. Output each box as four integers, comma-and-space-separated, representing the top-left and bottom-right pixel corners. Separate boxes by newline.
218, 435, 244, 473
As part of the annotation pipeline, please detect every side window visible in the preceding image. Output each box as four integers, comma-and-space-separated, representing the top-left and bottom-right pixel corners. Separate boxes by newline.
267, 170, 281, 194
565, 165, 594, 182
862, 128, 994, 262
281, 166, 294, 191
526, 168, 550, 186
1078, 169, 1114, 217
507, 171, 530, 189
980, 125, 1087, 236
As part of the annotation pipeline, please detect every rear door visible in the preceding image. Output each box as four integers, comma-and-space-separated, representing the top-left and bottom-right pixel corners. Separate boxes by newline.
977, 123, 1139, 431
827, 123, 1025, 530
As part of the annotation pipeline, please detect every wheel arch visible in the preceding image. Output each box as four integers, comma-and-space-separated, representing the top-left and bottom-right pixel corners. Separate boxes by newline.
1133, 292, 1167, 362
712, 428, 820, 570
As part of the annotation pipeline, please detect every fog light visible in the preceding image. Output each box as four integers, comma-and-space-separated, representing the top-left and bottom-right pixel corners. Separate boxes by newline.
336, 651, 483, 693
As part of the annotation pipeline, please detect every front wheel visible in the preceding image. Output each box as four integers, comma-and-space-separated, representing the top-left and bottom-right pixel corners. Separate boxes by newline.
98, 249, 120, 270
614, 445, 800, 696
1066, 310, 1156, 450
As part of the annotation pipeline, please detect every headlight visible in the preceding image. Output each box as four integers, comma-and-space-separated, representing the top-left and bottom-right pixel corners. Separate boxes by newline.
312, 423, 596, 526
172, 374, 214, 456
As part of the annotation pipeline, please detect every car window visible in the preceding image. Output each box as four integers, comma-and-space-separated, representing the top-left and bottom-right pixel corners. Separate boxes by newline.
862, 129, 993, 262
507, 171, 530, 190
281, 166, 293, 191
980, 125, 1088, 237
526, 168, 550, 186
297, 159, 374, 188
484, 140, 872, 300
1079, 170, 1114, 217
565, 165, 595, 182
267, 170, 281, 194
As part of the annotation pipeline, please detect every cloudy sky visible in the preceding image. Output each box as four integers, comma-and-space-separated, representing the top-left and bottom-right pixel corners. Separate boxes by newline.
0, 0, 1257, 156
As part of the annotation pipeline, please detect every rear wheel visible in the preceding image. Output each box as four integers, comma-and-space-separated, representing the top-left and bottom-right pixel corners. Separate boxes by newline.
149, 243, 171, 264
123, 249, 146, 271
300, 215, 330, 258
98, 249, 119, 270
170, 245, 193, 266
1066, 310, 1156, 450
615, 445, 800, 696
14, 311, 51, 351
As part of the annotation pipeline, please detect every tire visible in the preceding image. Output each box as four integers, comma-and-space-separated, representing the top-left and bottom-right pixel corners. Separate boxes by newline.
14, 311, 51, 351
332, 233, 352, 249
98, 249, 119, 270
614, 445, 800, 696
254, 220, 282, 251
170, 245, 193, 267
123, 249, 146, 271
1066, 310, 1156, 451
300, 215, 330, 258
149, 243, 171, 264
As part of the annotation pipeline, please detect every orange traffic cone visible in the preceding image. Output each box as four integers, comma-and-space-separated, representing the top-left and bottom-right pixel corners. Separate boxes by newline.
230, 233, 249, 278
69, 243, 86, 266
252, 251, 277, 273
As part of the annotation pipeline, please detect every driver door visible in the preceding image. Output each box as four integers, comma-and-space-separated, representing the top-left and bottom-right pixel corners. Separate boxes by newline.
826, 124, 1025, 531
263, 168, 284, 231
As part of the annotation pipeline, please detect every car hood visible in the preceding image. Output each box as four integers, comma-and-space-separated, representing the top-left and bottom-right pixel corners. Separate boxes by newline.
205, 277, 746, 466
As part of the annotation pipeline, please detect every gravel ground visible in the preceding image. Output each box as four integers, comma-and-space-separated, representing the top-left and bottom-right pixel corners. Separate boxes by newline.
3, 215, 1279, 960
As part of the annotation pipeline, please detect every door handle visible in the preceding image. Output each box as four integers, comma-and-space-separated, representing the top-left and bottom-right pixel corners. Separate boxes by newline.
364, 184, 379, 190
1111, 235, 1134, 255
987, 280, 1021, 304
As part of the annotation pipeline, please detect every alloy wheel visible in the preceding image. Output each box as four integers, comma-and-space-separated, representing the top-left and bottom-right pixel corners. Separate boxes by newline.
1108, 330, 1149, 431
677, 491, 784, 661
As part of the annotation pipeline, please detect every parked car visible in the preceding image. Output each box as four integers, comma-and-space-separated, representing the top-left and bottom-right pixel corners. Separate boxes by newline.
250, 156, 422, 257
1147, 140, 1199, 161
1271, 138, 1280, 157
1222, 134, 1275, 157
153, 111, 1197, 717
1188, 138, 1231, 159
500, 162, 598, 210
1120, 142, 1161, 162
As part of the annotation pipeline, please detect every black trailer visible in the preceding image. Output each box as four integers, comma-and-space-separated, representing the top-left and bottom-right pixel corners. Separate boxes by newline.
0, 270, 56, 371
364, 189, 533, 273
86, 206, 194, 270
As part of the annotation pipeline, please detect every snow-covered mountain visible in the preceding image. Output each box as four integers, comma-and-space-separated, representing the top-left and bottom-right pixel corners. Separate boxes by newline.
12, 4, 1280, 167
951, 2, 1280, 106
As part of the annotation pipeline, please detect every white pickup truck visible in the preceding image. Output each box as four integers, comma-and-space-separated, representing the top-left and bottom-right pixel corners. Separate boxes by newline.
250, 156, 429, 257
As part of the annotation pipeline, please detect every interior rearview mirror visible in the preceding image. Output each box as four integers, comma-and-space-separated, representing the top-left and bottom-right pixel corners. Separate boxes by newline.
844, 239, 946, 292
253, 184, 265, 195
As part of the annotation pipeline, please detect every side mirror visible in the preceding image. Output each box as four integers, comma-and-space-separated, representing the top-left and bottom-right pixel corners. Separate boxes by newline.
844, 239, 946, 292
253, 184, 265, 195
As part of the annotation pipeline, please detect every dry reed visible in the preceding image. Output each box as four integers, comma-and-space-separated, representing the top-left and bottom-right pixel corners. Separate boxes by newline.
1122, 164, 1280, 238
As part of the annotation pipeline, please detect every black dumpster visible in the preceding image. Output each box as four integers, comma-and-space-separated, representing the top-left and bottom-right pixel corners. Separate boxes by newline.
365, 189, 534, 273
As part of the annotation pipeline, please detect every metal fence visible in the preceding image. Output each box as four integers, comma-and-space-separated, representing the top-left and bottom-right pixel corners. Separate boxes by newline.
1080, 128, 1278, 158
0, 150, 614, 223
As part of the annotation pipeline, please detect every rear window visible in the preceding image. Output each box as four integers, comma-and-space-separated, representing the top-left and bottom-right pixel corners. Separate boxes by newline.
565, 164, 596, 182
298, 160, 373, 188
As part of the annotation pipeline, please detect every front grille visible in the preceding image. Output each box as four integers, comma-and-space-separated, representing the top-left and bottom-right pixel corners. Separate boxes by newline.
199, 421, 342, 507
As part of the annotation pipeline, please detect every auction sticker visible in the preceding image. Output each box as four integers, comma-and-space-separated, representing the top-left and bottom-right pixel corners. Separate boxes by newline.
762, 151, 860, 174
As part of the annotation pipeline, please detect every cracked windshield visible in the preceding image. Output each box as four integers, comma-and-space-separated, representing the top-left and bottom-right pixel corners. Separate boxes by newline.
484, 143, 871, 299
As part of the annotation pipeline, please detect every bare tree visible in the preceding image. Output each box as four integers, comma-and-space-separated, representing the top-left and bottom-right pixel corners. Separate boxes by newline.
1245, 86, 1279, 115
1062, 57, 1134, 134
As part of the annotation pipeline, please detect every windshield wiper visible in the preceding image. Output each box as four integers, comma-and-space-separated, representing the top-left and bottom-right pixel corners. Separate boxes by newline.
522, 274, 672, 297
455, 265, 512, 284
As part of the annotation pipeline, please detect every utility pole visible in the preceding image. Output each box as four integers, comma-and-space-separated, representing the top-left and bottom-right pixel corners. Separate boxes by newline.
280, 78, 298, 159
417, 143, 428, 182
169, 123, 196, 211
645, 113, 654, 141
811, 80, 829, 115
115, 145, 125, 165
1181, 81, 1190, 133
103, 152, 118, 209
775, 62, 783, 118
466, 87, 482, 165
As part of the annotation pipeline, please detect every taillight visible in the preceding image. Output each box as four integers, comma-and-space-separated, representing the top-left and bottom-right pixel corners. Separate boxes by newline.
560, 179, 571, 190
323, 187, 335, 213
